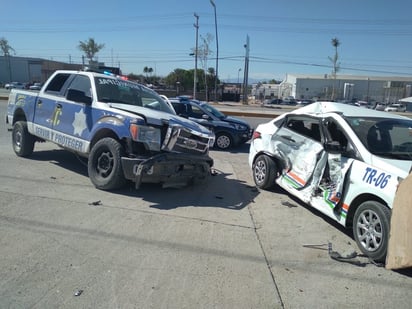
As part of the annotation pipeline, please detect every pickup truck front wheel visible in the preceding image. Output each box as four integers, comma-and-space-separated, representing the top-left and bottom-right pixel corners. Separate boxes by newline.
88, 138, 127, 190
12, 121, 35, 157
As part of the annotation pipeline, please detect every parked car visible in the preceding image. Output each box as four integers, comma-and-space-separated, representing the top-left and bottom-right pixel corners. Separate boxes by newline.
263, 98, 283, 105
248, 101, 412, 262
296, 99, 314, 106
384, 103, 406, 112
5, 82, 25, 90
169, 98, 253, 150
374, 102, 386, 111
29, 82, 42, 90
354, 100, 373, 108
281, 98, 297, 105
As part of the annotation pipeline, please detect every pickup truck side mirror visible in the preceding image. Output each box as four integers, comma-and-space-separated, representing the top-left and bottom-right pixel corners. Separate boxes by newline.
67, 88, 92, 104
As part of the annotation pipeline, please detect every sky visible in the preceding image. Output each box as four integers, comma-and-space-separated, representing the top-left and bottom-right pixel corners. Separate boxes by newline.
2, 0, 412, 82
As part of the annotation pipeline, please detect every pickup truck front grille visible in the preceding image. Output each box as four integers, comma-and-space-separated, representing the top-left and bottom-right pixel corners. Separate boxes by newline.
162, 125, 211, 154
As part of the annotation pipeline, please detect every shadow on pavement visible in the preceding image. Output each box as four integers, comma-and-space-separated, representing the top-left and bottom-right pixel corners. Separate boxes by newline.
119, 168, 259, 211
27, 148, 259, 211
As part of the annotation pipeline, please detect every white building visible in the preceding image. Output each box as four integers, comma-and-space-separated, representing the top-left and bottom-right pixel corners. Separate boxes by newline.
253, 74, 412, 104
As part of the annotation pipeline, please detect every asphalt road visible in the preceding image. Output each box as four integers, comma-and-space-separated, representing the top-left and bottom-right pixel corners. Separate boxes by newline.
0, 99, 411, 309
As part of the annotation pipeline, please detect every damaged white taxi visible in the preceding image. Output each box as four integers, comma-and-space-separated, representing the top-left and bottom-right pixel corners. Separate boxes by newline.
249, 102, 412, 262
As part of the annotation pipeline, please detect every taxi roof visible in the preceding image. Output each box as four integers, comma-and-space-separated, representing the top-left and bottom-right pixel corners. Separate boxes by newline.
292, 101, 410, 120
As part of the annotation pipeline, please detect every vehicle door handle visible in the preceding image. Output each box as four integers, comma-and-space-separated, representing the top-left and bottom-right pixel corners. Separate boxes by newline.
280, 135, 296, 143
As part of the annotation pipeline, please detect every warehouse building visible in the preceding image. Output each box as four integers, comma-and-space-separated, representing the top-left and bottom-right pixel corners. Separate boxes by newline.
0, 56, 82, 86
253, 73, 412, 105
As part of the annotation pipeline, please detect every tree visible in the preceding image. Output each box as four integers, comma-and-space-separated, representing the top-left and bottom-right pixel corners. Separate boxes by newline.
0, 37, 15, 56
328, 37, 341, 100
143, 66, 154, 83
196, 33, 213, 101
164, 68, 192, 91
0, 37, 16, 82
78, 38, 105, 64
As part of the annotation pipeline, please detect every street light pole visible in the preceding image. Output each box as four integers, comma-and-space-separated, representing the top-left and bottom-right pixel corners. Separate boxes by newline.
237, 68, 242, 102
242, 35, 250, 105
193, 13, 199, 100
210, 0, 218, 102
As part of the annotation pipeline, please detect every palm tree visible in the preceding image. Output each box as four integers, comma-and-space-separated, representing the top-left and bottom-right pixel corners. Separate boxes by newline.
143, 66, 153, 83
328, 37, 341, 100
78, 38, 105, 64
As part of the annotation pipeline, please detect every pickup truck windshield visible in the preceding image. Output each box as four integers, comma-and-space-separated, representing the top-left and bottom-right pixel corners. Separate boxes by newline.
94, 77, 175, 114
346, 117, 412, 160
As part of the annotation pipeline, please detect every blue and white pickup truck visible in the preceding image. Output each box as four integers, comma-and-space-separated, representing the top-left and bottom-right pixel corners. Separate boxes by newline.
6, 69, 215, 190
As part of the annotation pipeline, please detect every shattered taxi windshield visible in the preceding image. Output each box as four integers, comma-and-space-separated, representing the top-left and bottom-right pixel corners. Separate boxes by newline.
346, 117, 412, 160
94, 77, 175, 114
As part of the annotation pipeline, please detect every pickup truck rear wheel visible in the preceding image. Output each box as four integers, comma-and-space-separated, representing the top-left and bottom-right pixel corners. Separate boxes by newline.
12, 121, 35, 157
88, 137, 127, 190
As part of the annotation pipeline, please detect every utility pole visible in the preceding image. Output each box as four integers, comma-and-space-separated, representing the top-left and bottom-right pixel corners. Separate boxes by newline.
210, 0, 219, 102
193, 13, 199, 100
242, 35, 250, 105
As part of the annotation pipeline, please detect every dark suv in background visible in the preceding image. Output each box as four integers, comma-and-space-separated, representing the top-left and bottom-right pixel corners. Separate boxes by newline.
169, 97, 253, 150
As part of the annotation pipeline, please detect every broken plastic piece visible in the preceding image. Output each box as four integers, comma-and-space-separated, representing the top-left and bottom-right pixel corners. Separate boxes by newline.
88, 200, 102, 206
74, 289, 83, 296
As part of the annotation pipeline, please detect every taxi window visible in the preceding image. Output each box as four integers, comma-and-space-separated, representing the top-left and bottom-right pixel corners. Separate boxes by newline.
285, 117, 321, 142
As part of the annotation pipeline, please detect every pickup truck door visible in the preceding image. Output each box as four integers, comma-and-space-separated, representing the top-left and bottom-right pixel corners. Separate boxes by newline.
53, 76, 93, 137
49, 75, 94, 152
33, 73, 72, 135
32, 95, 61, 132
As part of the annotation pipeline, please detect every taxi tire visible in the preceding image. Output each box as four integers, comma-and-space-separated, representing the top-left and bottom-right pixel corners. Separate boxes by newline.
88, 137, 127, 190
12, 121, 35, 157
253, 154, 277, 189
215, 132, 233, 150
353, 201, 391, 263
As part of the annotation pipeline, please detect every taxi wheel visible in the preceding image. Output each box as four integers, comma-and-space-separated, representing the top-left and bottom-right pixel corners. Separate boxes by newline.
215, 133, 233, 150
253, 154, 277, 189
88, 137, 127, 190
353, 201, 391, 263
12, 121, 35, 157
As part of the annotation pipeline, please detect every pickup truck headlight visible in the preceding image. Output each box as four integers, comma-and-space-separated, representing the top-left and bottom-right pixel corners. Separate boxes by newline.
129, 124, 161, 151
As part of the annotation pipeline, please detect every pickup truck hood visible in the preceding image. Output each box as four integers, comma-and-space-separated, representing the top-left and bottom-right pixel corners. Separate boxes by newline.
109, 103, 212, 135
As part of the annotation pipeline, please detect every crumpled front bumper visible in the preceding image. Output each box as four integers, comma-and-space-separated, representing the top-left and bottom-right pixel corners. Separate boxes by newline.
121, 152, 214, 189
